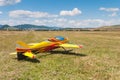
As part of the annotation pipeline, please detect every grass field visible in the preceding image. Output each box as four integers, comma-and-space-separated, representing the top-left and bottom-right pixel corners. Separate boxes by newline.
0, 31, 120, 80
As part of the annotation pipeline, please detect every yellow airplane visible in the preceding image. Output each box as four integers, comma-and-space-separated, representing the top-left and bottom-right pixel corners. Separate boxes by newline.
10, 36, 83, 60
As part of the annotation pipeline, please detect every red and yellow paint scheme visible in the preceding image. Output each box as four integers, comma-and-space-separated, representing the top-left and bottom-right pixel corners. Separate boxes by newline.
10, 36, 83, 60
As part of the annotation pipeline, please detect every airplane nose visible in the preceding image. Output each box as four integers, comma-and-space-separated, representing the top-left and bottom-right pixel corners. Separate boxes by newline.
32, 55, 36, 59
79, 45, 83, 48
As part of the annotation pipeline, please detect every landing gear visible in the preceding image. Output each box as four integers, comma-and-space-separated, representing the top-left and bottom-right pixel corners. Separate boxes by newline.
61, 47, 73, 52
61, 47, 67, 51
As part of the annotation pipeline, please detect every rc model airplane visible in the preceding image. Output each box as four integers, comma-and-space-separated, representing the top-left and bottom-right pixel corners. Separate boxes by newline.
10, 36, 83, 60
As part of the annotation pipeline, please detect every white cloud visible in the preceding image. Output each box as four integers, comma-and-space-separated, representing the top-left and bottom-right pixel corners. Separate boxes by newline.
1, 9, 120, 28
60, 8, 82, 16
100, 7, 119, 12
0, 0, 21, 6
9, 10, 58, 18
99, 7, 120, 17
109, 12, 117, 17
0, 11, 2, 14
33, 18, 120, 28
0, 19, 29, 26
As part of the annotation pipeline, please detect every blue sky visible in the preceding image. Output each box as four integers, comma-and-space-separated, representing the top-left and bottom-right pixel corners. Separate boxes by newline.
0, 0, 120, 28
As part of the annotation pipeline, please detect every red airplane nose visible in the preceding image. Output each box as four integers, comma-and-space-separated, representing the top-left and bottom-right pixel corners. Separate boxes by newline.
79, 45, 83, 48
32, 55, 36, 59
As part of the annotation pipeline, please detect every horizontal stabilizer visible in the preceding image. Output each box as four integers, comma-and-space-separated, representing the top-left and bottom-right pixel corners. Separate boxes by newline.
23, 51, 36, 59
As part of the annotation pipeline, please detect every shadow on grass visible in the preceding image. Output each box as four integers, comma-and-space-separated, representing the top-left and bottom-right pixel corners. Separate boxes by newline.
13, 50, 86, 63
50, 50, 87, 57
23, 58, 40, 63
39, 50, 87, 58
13, 58, 40, 63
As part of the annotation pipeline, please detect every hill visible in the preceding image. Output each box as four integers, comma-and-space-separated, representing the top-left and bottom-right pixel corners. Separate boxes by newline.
0, 24, 120, 31
95, 25, 120, 31
0, 24, 62, 31
0, 25, 2, 28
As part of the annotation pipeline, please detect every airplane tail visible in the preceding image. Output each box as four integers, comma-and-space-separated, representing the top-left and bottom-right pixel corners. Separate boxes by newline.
10, 41, 36, 60
10, 41, 30, 55
17, 51, 36, 60
10, 50, 36, 60
17, 41, 30, 48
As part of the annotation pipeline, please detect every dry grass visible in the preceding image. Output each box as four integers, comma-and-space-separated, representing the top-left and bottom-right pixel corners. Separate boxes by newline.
0, 31, 120, 80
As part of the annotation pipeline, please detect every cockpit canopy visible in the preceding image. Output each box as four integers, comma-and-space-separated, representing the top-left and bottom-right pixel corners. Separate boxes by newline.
55, 36, 65, 41
48, 36, 68, 42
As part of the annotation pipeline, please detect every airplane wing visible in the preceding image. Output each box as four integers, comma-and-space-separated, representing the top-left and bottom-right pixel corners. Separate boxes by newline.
59, 43, 83, 48
28, 43, 39, 46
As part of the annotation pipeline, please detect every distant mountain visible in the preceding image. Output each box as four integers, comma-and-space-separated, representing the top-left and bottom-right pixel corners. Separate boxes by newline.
0, 24, 62, 30
95, 25, 120, 31
0, 25, 2, 28
14, 24, 47, 30
0, 25, 10, 30
0, 24, 120, 31
99, 25, 120, 28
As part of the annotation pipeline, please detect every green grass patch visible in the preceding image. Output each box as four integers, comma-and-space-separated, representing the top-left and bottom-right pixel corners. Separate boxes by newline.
0, 31, 120, 80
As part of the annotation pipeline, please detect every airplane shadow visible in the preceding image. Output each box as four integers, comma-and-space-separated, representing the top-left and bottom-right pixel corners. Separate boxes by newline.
23, 58, 40, 63
49, 50, 87, 57
13, 50, 86, 63
39, 50, 87, 58
13, 58, 40, 63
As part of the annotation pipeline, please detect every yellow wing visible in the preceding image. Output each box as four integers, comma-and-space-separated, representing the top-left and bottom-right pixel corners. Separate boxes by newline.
59, 44, 83, 48
17, 41, 52, 49
28, 43, 39, 46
